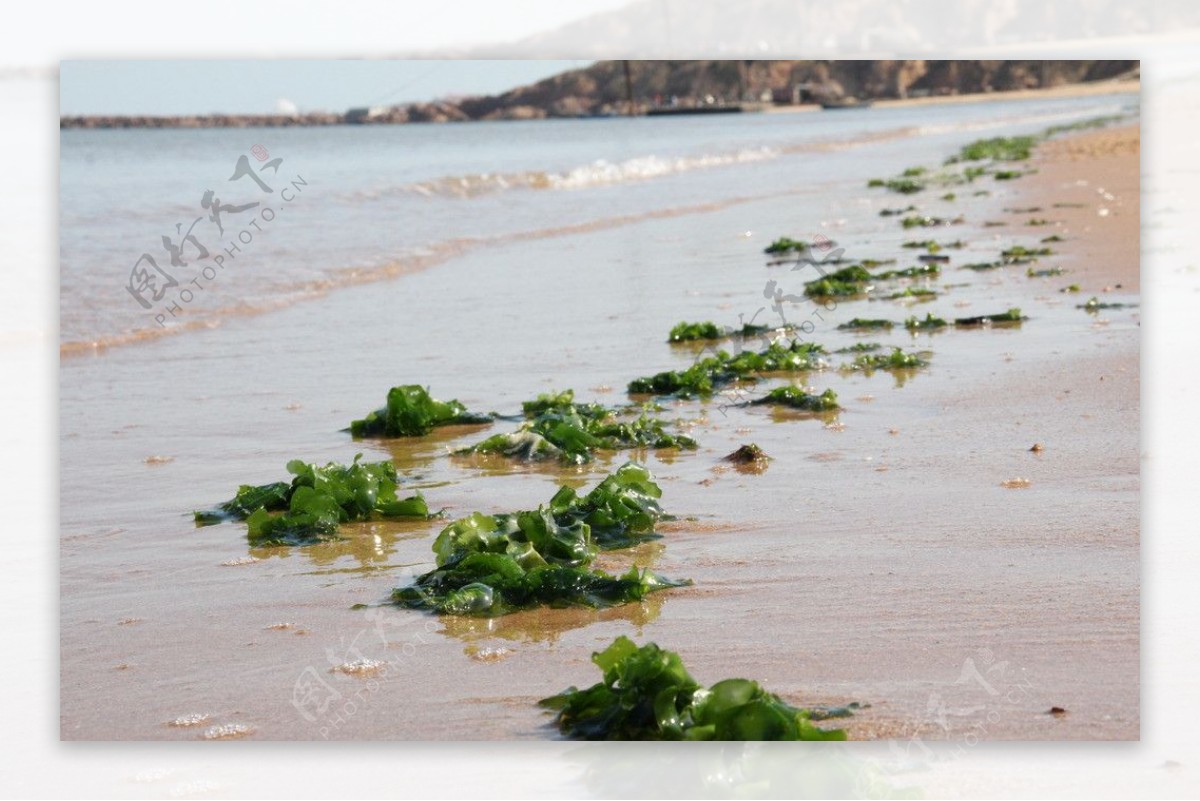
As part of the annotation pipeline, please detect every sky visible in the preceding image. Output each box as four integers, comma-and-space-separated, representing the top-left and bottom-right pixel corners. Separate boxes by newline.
58, 60, 595, 116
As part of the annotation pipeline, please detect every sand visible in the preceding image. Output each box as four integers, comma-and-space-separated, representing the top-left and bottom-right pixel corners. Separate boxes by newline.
767, 80, 1140, 114
58, 109, 1140, 744
1020, 124, 1140, 290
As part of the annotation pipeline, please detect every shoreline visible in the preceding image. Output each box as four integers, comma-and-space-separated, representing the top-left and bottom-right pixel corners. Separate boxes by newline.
766, 79, 1139, 115
869, 78, 1139, 110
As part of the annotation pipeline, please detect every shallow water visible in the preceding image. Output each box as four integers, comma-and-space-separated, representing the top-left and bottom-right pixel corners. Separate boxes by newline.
59, 93, 1139, 740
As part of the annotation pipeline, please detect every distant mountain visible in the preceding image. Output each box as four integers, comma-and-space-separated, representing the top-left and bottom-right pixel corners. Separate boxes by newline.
60, 59, 1139, 128
449, 60, 1138, 120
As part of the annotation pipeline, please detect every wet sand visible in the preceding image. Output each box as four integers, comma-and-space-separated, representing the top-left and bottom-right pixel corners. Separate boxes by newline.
767, 80, 1139, 115
59, 118, 1139, 742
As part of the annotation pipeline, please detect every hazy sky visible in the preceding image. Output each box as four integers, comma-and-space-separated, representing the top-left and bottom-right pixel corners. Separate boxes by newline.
58, 60, 594, 116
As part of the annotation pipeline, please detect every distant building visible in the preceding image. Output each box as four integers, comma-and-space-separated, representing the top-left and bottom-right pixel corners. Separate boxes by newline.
345, 106, 388, 123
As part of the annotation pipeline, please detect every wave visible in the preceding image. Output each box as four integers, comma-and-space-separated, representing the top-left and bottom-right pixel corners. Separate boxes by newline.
340, 118, 1021, 203
59, 188, 803, 359
337, 146, 783, 203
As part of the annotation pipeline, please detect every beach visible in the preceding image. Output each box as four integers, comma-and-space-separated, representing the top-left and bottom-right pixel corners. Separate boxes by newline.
59, 96, 1139, 741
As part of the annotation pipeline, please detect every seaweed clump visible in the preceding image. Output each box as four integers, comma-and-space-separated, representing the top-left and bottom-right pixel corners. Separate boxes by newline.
460, 390, 696, 465
667, 320, 787, 343
904, 313, 948, 331
194, 455, 434, 546
540, 636, 852, 741
1079, 296, 1133, 312
750, 386, 840, 412
803, 265, 873, 298
954, 308, 1027, 327
900, 215, 960, 229
391, 464, 689, 616
723, 443, 770, 466
946, 135, 1037, 164
628, 340, 827, 399
845, 347, 928, 371
837, 318, 894, 331
667, 321, 723, 342
763, 237, 808, 255
350, 385, 491, 437
1000, 245, 1053, 264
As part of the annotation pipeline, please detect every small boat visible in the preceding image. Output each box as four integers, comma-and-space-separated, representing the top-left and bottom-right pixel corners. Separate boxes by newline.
821, 98, 873, 110
646, 104, 745, 117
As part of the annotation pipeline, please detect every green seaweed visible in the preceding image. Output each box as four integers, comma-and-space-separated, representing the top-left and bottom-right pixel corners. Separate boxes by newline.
900, 215, 958, 229
834, 342, 883, 354
993, 170, 1025, 181
947, 135, 1037, 164
869, 177, 925, 194
1079, 296, 1132, 312
350, 385, 491, 437
540, 637, 850, 741
668, 321, 790, 343
764, 237, 808, 255
392, 465, 688, 616
750, 386, 840, 412
1026, 267, 1065, 278
960, 261, 1002, 272
1043, 115, 1128, 138
1000, 245, 1053, 264
901, 239, 965, 252
846, 347, 928, 371
193, 481, 291, 525
803, 265, 873, 298
904, 313, 948, 330
629, 340, 828, 399
837, 318, 893, 331
197, 455, 434, 546
1041, 234, 1065, 243
461, 392, 696, 465
521, 389, 605, 418
883, 287, 937, 300
879, 205, 917, 217
668, 321, 723, 342
954, 308, 1026, 326
873, 264, 940, 280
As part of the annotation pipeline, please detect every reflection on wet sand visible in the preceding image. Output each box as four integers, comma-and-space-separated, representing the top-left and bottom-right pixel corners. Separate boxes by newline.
449, 445, 692, 479
438, 592, 668, 647
431, 540, 671, 648
357, 422, 496, 473
249, 517, 441, 572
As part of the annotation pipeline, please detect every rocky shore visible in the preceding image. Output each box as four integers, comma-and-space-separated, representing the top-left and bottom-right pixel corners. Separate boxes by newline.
61, 59, 1139, 129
